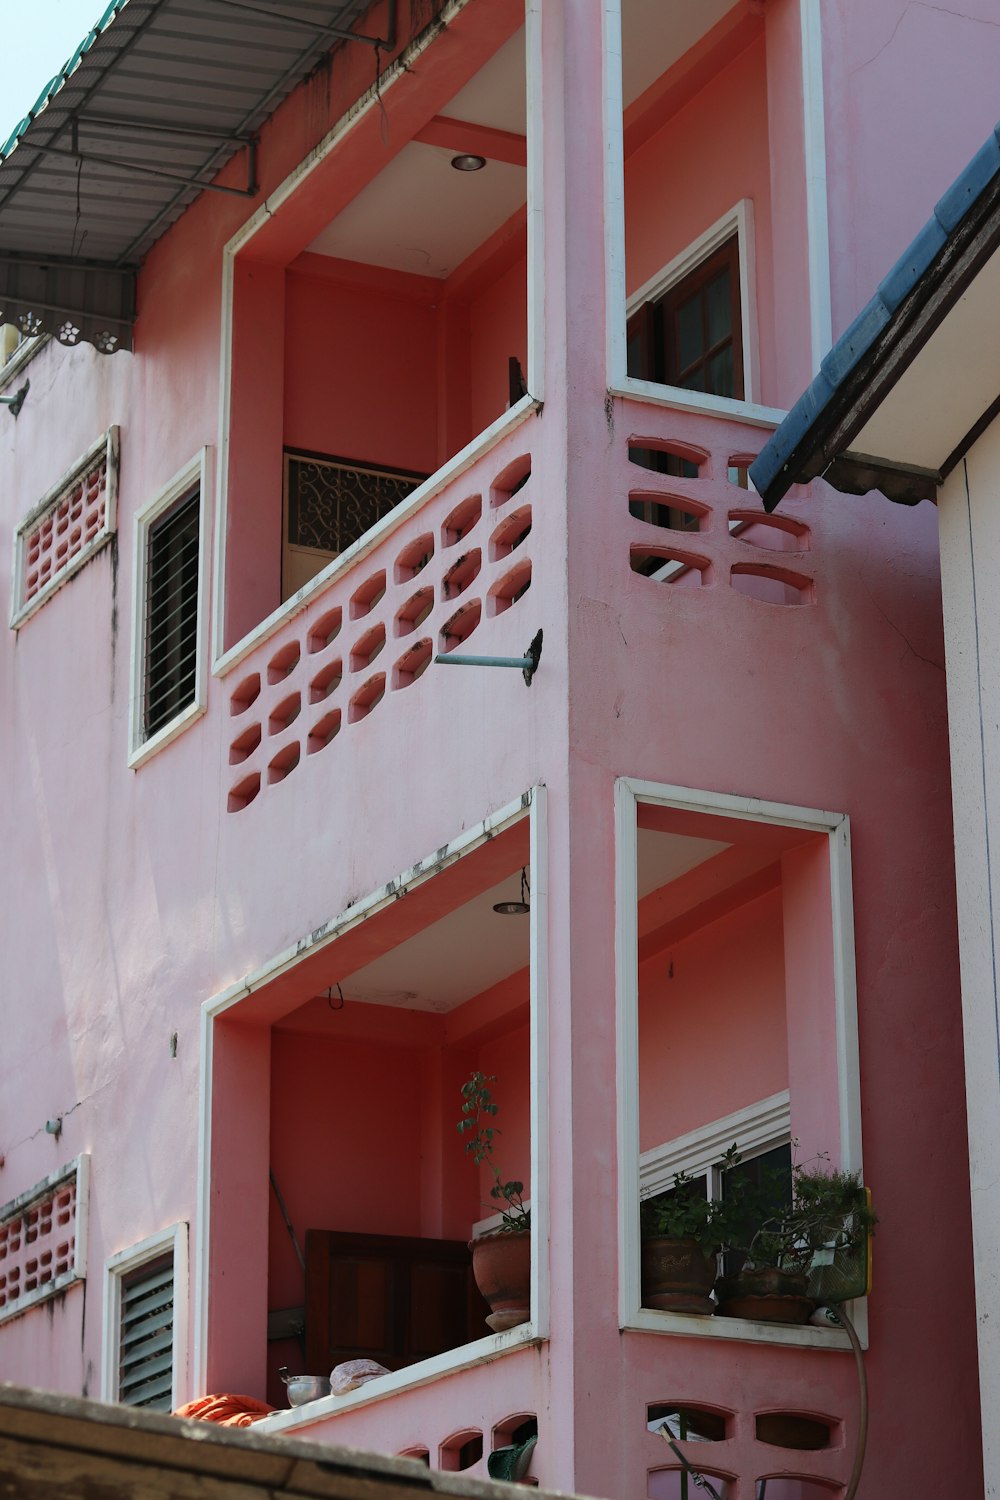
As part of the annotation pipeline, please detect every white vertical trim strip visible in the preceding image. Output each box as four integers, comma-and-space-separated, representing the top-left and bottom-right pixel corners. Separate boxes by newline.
615, 777, 641, 1329
529, 782, 549, 1336
829, 818, 862, 1174
603, 0, 628, 390
525, 0, 544, 403
193, 999, 214, 1396
801, 0, 833, 370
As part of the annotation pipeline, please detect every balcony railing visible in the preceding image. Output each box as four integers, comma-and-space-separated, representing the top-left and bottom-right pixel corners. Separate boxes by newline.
224, 429, 536, 814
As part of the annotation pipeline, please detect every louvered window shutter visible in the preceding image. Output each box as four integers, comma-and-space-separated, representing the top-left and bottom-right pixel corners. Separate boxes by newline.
144, 489, 199, 739
119, 1251, 175, 1410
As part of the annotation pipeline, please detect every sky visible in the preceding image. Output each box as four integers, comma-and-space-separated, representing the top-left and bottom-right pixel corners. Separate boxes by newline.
5, 0, 111, 143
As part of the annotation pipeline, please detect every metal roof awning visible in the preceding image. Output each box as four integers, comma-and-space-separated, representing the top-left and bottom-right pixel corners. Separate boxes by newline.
0, 0, 393, 353
750, 119, 1000, 513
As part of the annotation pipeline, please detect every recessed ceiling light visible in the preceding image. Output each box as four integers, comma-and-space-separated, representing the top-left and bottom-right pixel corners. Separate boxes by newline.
451, 153, 487, 172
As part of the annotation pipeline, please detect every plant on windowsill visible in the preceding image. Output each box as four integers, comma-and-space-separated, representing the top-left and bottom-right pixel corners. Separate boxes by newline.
458, 1071, 531, 1333
715, 1158, 876, 1325
640, 1150, 743, 1316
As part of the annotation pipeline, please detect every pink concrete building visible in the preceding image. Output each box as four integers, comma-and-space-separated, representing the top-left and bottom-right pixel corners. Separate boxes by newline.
0, 1, 992, 1496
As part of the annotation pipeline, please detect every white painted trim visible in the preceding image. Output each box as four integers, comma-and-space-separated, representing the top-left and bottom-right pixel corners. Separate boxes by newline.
258, 1324, 543, 1435
212, 0, 543, 670
100, 1221, 189, 1409
626, 1308, 851, 1350
800, 0, 833, 370
610, 381, 786, 432
194, 788, 547, 1392
603, 0, 628, 391
525, 0, 544, 404
639, 1091, 791, 1199
10, 427, 119, 629
528, 782, 549, 1337
614, 778, 865, 1341
0, 333, 49, 395
212, 396, 539, 679
0, 1155, 89, 1327
128, 448, 212, 768
624, 201, 760, 406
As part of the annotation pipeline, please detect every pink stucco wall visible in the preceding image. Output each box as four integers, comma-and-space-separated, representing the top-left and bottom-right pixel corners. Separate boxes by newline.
0, 0, 988, 1495
639, 883, 788, 1151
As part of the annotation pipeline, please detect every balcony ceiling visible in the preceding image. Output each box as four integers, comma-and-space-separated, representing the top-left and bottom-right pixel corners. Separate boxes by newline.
0, 0, 378, 351
322, 831, 728, 1015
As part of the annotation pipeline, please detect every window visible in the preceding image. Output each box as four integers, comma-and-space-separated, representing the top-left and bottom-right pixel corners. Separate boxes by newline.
0, 1156, 89, 1325
129, 451, 209, 766
282, 452, 425, 602
102, 1223, 187, 1412
627, 237, 743, 401
10, 428, 119, 627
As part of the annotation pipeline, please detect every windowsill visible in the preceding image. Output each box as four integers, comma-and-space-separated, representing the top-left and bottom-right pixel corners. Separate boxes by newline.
625, 1305, 866, 1351
611, 377, 787, 431
256, 1323, 543, 1435
212, 394, 540, 680
128, 700, 206, 770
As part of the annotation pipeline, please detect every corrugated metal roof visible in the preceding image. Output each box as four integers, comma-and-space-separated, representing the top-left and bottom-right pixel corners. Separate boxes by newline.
0, 0, 384, 352
750, 119, 1000, 512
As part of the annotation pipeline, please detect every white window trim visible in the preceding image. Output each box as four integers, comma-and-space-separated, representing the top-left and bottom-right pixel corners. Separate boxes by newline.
101, 1221, 188, 1409
615, 778, 865, 1351
195, 786, 549, 1396
212, 0, 545, 674
128, 448, 212, 769
623, 199, 761, 406
640, 1090, 791, 1201
10, 427, 119, 629
0, 1155, 90, 1327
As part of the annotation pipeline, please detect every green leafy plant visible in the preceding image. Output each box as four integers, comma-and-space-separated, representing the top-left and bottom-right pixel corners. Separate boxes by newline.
739, 1156, 877, 1273
457, 1072, 530, 1232
640, 1147, 746, 1254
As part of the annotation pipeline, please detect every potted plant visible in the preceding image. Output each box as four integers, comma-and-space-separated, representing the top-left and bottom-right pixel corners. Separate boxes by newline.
458, 1071, 531, 1332
715, 1154, 875, 1324
640, 1157, 737, 1315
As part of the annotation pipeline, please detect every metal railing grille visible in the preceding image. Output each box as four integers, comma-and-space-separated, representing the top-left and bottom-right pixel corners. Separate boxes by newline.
144, 489, 199, 739
119, 1253, 175, 1410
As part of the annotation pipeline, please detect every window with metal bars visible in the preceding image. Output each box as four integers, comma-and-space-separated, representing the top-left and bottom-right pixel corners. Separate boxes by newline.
143, 489, 199, 739
118, 1251, 175, 1411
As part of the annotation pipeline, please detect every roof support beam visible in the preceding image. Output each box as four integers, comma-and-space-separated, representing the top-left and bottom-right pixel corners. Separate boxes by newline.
78, 115, 256, 148
204, 0, 397, 50
19, 138, 258, 199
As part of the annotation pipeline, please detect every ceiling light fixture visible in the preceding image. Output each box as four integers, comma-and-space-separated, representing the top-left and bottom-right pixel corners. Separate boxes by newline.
494, 866, 530, 916
451, 153, 487, 172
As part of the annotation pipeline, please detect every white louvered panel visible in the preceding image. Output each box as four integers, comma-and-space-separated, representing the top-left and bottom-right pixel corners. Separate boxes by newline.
119, 1253, 174, 1410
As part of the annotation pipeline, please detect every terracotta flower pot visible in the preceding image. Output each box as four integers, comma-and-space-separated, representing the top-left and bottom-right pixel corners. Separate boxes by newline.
470, 1228, 531, 1332
715, 1266, 815, 1324
641, 1236, 717, 1315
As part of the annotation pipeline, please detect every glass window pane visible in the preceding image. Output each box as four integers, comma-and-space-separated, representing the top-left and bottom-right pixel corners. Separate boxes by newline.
707, 346, 734, 398
706, 266, 732, 347
676, 295, 704, 371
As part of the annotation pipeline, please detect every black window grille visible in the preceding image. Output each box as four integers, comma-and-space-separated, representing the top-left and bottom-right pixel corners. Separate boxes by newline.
119, 1252, 175, 1410
144, 490, 199, 739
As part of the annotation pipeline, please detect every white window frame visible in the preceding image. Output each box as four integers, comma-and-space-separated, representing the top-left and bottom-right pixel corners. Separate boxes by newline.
623, 200, 761, 407
616, 778, 865, 1351
0, 1155, 90, 1326
196, 787, 549, 1431
10, 428, 119, 628
128, 448, 212, 768
640, 1090, 791, 1202
101, 1221, 188, 1409
211, 0, 545, 676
